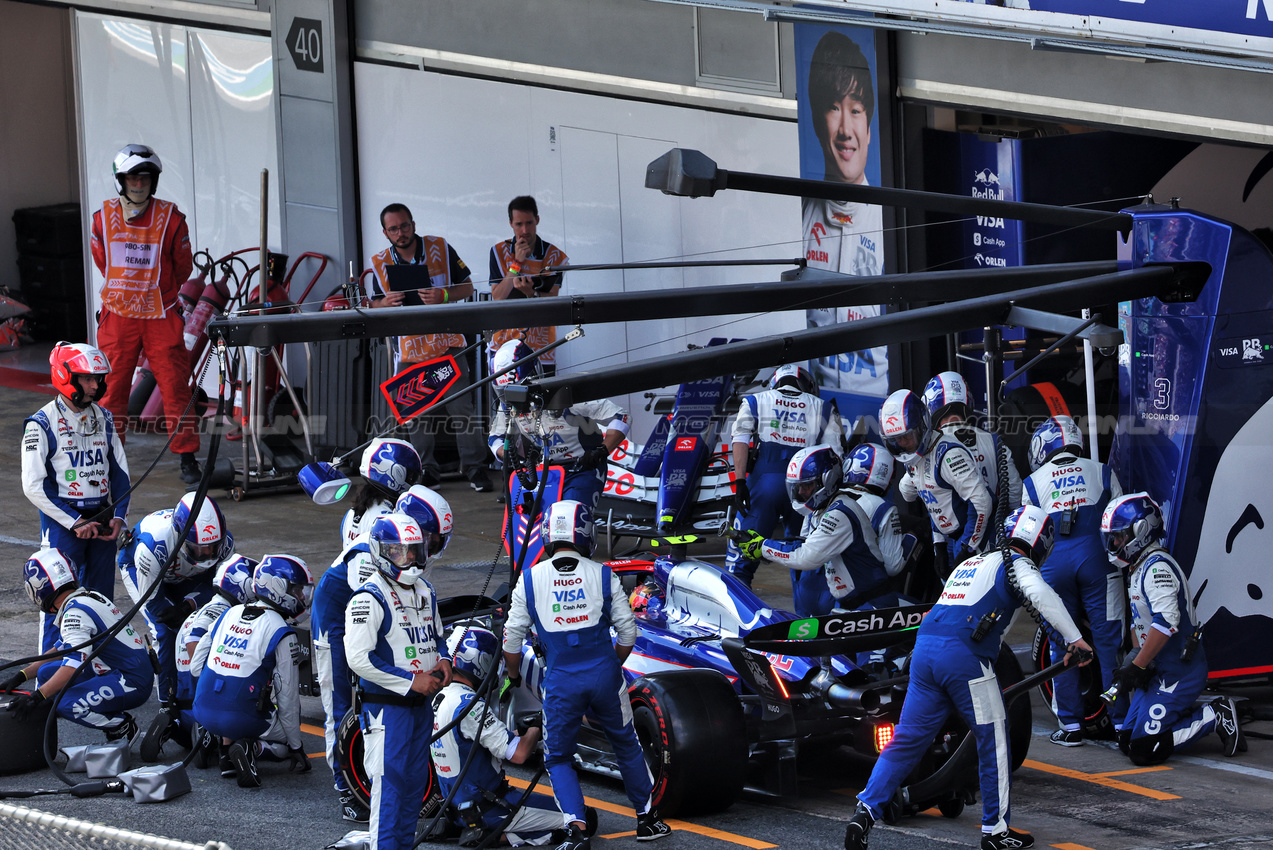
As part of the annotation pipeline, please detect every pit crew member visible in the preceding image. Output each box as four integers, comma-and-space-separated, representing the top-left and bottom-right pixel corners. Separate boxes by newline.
341, 438, 422, 550
923, 371, 1021, 515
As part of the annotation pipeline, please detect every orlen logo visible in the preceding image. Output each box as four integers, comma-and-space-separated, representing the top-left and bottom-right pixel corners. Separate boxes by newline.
787, 456, 801, 476
883, 415, 903, 435
810, 221, 826, 246
199, 523, 217, 542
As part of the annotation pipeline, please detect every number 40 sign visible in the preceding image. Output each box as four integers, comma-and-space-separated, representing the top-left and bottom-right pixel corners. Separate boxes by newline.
286, 17, 324, 73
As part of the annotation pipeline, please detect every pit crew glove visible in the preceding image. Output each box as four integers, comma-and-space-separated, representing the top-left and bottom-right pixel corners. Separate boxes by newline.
515, 711, 543, 736
740, 531, 766, 562
1115, 659, 1156, 692
287, 745, 312, 773
8, 689, 45, 721
156, 607, 189, 629
573, 446, 609, 472
1, 671, 27, 693
733, 480, 750, 515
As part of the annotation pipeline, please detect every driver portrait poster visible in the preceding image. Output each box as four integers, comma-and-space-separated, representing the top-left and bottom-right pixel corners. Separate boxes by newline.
796, 23, 888, 422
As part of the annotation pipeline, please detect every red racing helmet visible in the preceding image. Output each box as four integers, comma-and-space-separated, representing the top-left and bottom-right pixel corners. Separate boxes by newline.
50, 342, 110, 407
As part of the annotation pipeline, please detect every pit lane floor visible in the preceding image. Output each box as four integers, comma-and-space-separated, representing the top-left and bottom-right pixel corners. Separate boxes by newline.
0, 379, 1270, 850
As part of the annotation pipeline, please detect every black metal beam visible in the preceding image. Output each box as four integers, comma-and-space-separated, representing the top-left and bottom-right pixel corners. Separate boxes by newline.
530, 265, 1201, 406
645, 148, 1134, 233
206, 261, 1116, 348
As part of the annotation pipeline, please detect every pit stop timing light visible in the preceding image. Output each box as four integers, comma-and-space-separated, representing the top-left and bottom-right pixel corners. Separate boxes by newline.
298, 462, 352, 505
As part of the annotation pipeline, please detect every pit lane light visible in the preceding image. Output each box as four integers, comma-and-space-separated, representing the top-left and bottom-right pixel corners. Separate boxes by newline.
873, 722, 895, 754
299, 461, 351, 505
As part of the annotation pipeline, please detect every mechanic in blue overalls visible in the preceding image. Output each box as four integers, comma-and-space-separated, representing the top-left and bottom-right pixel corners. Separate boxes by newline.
1101, 493, 1245, 763
194, 554, 312, 788
431, 624, 574, 846
162, 554, 257, 766
21, 342, 130, 650
1022, 415, 1125, 747
488, 340, 629, 509
502, 500, 671, 850
120, 492, 234, 755
846, 506, 1091, 850
726, 364, 842, 587
881, 388, 993, 567
346, 513, 452, 850
4, 548, 151, 742
741, 443, 914, 617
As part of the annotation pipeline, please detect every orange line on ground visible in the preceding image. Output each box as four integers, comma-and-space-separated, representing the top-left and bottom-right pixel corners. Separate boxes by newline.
301, 723, 325, 738
1051, 844, 1099, 849
1091, 765, 1173, 778
1023, 759, 1180, 800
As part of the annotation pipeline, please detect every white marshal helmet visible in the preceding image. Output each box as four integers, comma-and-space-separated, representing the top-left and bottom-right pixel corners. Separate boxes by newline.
112, 144, 162, 201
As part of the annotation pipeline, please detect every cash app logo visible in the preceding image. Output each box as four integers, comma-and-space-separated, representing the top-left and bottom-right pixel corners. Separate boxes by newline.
788, 618, 819, 639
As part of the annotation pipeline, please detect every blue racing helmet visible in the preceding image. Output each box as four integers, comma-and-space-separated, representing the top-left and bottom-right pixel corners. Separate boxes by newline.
368, 513, 429, 585
1101, 493, 1165, 569
879, 389, 934, 465
492, 339, 541, 398
213, 554, 258, 604
786, 445, 842, 516
252, 554, 313, 619
172, 493, 234, 574
395, 485, 453, 558
445, 624, 501, 682
1005, 505, 1056, 566
843, 442, 893, 494
541, 500, 595, 557
1028, 415, 1085, 472
359, 438, 422, 498
24, 548, 77, 614
922, 371, 971, 425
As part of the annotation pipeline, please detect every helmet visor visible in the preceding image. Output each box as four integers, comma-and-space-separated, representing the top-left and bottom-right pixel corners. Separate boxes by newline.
382, 541, 425, 568
186, 539, 222, 563
294, 582, 314, 610
791, 478, 821, 504
426, 532, 450, 558
883, 429, 921, 457
1104, 528, 1132, 556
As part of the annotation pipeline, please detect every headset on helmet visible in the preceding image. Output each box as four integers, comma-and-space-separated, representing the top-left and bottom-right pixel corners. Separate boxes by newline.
252, 554, 312, 619
113, 144, 162, 201
492, 339, 541, 398
1005, 505, 1056, 566
879, 389, 934, 465
787, 445, 843, 516
50, 342, 110, 408
213, 554, 258, 605
359, 438, 422, 498
395, 485, 453, 557
1028, 415, 1085, 472
1101, 492, 1165, 568
24, 548, 77, 614
843, 442, 893, 494
446, 624, 501, 683
922, 371, 972, 426
172, 493, 234, 574
771, 363, 818, 396
541, 500, 595, 557
368, 513, 429, 585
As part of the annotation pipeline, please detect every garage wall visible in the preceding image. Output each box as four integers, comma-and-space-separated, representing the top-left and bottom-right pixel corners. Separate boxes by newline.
355, 62, 803, 438
0, 1, 78, 293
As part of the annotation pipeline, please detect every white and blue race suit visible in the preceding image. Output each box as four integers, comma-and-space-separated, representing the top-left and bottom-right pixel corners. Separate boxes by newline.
311, 536, 378, 795
898, 435, 994, 561
37, 589, 151, 734
118, 509, 218, 721
341, 499, 393, 551
941, 424, 1022, 522
174, 595, 233, 742
760, 489, 906, 617
502, 552, 652, 824
1121, 547, 1218, 764
346, 570, 448, 850
1023, 453, 1125, 731
22, 397, 130, 647
489, 399, 630, 509
193, 603, 303, 756
727, 387, 843, 582
431, 681, 570, 844
858, 549, 1080, 837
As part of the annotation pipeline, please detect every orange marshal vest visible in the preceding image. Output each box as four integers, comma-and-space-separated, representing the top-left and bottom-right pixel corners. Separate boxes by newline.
99, 198, 177, 320
490, 240, 566, 364
371, 236, 465, 364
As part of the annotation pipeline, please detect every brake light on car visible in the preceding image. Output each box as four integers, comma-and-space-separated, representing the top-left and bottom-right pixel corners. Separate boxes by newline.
770, 664, 790, 700
873, 721, 895, 753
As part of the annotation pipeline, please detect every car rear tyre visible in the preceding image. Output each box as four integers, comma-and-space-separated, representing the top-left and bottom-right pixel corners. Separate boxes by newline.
1030, 623, 1114, 740
336, 707, 442, 815
629, 669, 747, 816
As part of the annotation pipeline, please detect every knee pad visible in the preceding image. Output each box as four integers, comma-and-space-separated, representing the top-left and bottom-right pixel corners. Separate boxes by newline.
1128, 731, 1174, 765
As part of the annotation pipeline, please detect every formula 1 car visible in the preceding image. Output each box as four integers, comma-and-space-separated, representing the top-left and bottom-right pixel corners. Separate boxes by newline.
499, 545, 1032, 817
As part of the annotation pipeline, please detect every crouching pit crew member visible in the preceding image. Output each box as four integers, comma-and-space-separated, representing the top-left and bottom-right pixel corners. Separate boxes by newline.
346, 513, 452, 850
5, 548, 151, 741
193, 554, 312, 788
432, 624, 575, 846
845, 506, 1092, 850
502, 500, 671, 850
